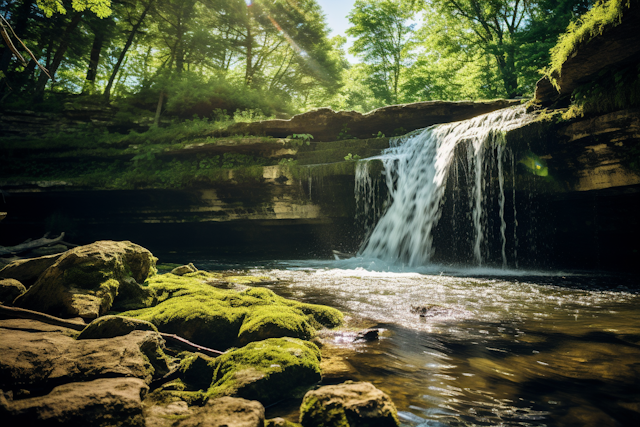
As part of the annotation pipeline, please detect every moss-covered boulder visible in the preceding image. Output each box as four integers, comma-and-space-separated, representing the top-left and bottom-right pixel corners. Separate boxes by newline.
207, 338, 322, 405
77, 315, 158, 340
0, 278, 26, 305
171, 263, 198, 276
300, 381, 400, 427
120, 272, 342, 349
14, 241, 157, 320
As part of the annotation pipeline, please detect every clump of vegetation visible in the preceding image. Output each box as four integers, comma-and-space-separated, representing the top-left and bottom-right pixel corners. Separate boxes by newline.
562, 62, 640, 119
119, 272, 343, 350
287, 134, 314, 146
344, 153, 361, 161
547, 0, 632, 87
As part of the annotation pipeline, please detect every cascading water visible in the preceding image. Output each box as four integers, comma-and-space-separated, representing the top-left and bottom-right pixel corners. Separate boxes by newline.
356, 105, 533, 267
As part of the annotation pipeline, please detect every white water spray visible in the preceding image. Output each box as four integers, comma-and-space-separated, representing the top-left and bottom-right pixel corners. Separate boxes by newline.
356, 106, 532, 267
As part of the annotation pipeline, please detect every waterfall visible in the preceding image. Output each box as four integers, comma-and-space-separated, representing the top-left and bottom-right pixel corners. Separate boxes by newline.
356, 105, 532, 267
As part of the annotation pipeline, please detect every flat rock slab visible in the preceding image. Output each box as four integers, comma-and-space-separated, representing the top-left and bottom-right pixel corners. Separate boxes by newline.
221, 101, 520, 142
0, 319, 168, 390
1, 377, 148, 426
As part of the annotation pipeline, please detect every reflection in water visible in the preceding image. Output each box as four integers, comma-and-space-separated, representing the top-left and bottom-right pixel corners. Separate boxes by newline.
200, 259, 640, 426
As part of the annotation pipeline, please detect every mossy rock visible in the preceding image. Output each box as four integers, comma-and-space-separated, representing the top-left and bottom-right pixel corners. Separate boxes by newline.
14, 241, 157, 320
299, 381, 400, 427
0, 278, 27, 305
207, 338, 322, 405
120, 273, 343, 349
178, 352, 217, 391
77, 315, 158, 340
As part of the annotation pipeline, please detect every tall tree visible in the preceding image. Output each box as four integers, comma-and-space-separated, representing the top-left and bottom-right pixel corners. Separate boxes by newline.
347, 0, 415, 104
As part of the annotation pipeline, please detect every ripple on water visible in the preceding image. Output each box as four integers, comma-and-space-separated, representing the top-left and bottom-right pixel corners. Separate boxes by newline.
196, 259, 640, 426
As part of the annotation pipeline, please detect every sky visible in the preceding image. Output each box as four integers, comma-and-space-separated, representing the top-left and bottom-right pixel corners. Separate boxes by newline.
315, 0, 357, 61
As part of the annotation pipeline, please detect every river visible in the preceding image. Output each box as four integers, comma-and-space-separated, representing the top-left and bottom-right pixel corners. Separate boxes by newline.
200, 258, 640, 426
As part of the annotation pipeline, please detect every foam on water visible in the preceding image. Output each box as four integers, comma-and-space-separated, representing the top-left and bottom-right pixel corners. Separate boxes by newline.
356, 105, 533, 267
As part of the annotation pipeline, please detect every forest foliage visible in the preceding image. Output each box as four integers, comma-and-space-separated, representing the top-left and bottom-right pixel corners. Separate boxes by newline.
0, 0, 600, 121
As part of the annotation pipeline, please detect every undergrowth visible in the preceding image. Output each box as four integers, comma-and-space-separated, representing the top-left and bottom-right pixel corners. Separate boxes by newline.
547, 0, 631, 88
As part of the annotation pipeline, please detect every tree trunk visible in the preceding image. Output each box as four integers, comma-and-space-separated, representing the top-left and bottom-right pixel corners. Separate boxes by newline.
244, 11, 253, 86
82, 30, 105, 94
153, 91, 164, 127
103, 1, 153, 102
33, 12, 84, 100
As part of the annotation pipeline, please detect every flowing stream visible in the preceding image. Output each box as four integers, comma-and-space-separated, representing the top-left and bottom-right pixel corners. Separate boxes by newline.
198, 106, 639, 426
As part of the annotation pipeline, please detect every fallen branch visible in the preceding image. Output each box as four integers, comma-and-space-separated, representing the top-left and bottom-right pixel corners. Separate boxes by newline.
159, 333, 225, 357
0, 232, 65, 256
0, 305, 225, 357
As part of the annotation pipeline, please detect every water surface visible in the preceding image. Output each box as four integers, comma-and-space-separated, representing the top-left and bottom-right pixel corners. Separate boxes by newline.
201, 258, 640, 426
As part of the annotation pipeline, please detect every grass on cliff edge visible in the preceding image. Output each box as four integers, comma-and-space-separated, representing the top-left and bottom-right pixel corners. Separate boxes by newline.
547, 0, 631, 87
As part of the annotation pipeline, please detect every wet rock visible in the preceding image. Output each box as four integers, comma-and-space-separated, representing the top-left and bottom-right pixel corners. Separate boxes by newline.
0, 319, 170, 389
171, 263, 198, 276
208, 338, 321, 405
174, 396, 265, 427
354, 329, 379, 342
0, 278, 26, 305
300, 381, 400, 427
0, 253, 63, 288
220, 101, 520, 142
14, 240, 156, 320
0, 377, 148, 426
77, 315, 158, 340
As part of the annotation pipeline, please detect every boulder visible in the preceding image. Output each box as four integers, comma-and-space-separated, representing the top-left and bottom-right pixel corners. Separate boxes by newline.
0, 278, 26, 305
121, 273, 342, 349
207, 338, 321, 404
171, 263, 198, 276
219, 101, 520, 142
14, 241, 156, 320
300, 381, 400, 427
0, 319, 170, 389
174, 397, 265, 427
0, 377, 148, 426
77, 315, 158, 340
0, 253, 63, 288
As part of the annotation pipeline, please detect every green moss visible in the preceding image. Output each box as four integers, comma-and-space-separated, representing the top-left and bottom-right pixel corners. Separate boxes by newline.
548, 0, 632, 88
77, 315, 158, 340
238, 306, 315, 345
299, 395, 350, 427
207, 337, 321, 404
120, 273, 343, 350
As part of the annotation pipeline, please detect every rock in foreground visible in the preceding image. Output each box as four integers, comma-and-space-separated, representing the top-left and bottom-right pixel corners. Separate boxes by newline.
174, 396, 265, 427
14, 241, 156, 320
1, 377, 148, 427
300, 381, 400, 427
